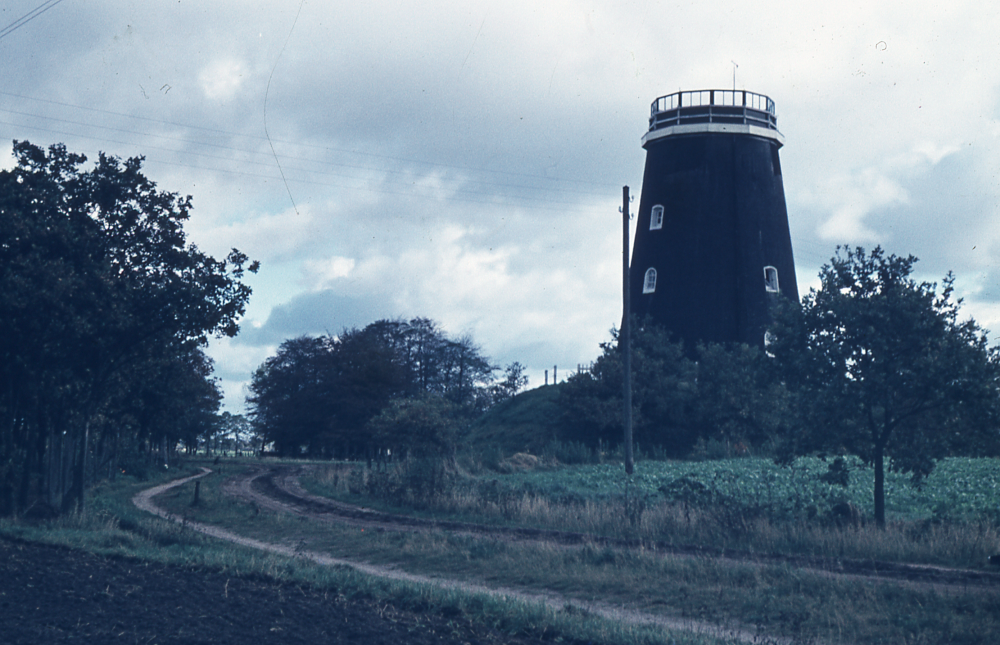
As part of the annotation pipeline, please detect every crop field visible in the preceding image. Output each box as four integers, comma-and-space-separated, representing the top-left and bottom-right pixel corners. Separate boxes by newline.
488, 456, 1000, 523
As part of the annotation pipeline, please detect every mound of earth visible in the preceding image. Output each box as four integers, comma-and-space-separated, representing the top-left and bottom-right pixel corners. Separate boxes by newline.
0, 538, 548, 645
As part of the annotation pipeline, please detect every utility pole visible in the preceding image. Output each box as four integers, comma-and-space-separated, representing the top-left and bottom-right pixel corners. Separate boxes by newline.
621, 186, 634, 475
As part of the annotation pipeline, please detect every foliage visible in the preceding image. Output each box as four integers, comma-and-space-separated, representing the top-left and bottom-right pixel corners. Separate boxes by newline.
556, 317, 790, 457
201, 412, 257, 456
367, 394, 461, 458
768, 246, 1000, 526
691, 342, 791, 449
247, 336, 337, 456
488, 362, 530, 404
0, 140, 257, 515
559, 318, 698, 456
247, 318, 500, 457
488, 457, 1000, 524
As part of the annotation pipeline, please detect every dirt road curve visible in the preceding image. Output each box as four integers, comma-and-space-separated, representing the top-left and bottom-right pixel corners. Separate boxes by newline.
137, 466, 772, 644
239, 464, 1000, 592
128, 465, 1000, 645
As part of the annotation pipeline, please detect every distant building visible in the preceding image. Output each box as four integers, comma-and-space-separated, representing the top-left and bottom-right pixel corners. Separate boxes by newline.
629, 89, 798, 352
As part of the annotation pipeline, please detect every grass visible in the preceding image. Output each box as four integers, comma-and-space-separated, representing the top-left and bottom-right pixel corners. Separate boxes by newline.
158, 459, 1000, 645
0, 460, 728, 645
299, 456, 1000, 570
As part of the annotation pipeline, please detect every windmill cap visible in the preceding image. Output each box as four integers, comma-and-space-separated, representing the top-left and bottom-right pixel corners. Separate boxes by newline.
642, 89, 784, 148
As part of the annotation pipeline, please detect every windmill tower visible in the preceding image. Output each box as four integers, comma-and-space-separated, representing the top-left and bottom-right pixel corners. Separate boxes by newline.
629, 89, 798, 351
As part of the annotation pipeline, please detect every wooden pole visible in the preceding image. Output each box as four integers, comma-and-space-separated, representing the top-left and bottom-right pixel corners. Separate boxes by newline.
622, 186, 634, 475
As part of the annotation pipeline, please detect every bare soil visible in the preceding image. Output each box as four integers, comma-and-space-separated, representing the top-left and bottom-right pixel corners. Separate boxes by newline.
0, 536, 551, 645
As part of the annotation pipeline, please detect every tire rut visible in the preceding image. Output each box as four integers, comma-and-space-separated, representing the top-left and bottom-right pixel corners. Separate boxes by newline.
136, 467, 793, 645
249, 464, 1000, 593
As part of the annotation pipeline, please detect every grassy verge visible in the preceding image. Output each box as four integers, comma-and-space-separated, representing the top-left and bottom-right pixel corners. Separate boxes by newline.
0, 461, 726, 645
159, 461, 1000, 645
297, 458, 1000, 570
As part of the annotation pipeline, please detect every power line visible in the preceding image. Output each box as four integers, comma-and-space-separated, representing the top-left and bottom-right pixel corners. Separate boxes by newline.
263, 0, 306, 217
0, 0, 67, 41
0, 118, 604, 214
0, 90, 618, 190
0, 105, 608, 199
0, 113, 610, 209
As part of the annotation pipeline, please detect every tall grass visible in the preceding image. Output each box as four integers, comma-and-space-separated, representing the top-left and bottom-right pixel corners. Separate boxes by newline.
302, 456, 1000, 569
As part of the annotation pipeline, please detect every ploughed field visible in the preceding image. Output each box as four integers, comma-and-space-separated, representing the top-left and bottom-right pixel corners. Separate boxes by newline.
0, 538, 539, 645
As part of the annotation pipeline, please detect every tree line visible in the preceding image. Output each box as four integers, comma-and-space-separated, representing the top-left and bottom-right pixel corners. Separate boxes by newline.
560, 246, 1000, 526
245, 245, 1000, 527
0, 141, 257, 516
559, 324, 787, 459
247, 318, 528, 459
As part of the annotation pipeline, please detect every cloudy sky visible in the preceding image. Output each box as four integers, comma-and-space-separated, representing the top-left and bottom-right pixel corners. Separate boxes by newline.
3, 1, 999, 411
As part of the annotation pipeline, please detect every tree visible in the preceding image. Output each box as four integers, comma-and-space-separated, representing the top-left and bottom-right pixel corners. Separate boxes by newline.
559, 318, 698, 455
119, 344, 222, 460
247, 318, 500, 458
768, 246, 1000, 526
366, 394, 460, 458
217, 412, 255, 455
0, 141, 257, 515
247, 336, 335, 456
692, 342, 791, 451
489, 362, 530, 405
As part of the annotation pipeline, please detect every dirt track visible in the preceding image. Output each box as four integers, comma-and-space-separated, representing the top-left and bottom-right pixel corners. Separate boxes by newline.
138, 466, 767, 644
127, 464, 1000, 645
237, 464, 1000, 592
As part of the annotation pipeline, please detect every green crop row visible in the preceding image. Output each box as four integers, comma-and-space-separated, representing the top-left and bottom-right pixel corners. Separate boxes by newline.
489, 457, 1000, 523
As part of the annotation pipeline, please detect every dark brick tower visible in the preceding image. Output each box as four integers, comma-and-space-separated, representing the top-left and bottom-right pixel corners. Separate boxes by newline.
629, 89, 798, 351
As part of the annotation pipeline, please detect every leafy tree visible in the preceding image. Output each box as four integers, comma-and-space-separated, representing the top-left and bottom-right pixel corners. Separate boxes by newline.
489, 362, 530, 404
323, 325, 412, 455
0, 141, 256, 515
247, 318, 499, 458
247, 336, 335, 456
692, 342, 791, 451
560, 318, 698, 456
366, 394, 461, 458
559, 319, 791, 457
197, 411, 254, 456
120, 344, 222, 459
437, 334, 497, 411
768, 246, 1000, 526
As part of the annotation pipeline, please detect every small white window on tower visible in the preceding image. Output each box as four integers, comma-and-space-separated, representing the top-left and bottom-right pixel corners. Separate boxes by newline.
643, 268, 657, 294
650, 204, 664, 230
764, 266, 779, 293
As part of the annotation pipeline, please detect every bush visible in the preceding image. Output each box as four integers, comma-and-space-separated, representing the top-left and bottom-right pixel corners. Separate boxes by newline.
541, 440, 594, 465
363, 457, 460, 508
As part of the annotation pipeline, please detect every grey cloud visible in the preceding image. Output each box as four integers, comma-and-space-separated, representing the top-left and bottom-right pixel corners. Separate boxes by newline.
235, 289, 396, 347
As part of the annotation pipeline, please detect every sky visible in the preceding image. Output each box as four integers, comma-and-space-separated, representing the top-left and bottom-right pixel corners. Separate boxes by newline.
3, 1, 999, 412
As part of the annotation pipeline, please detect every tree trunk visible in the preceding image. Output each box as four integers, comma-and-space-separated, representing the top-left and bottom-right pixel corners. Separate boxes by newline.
65, 421, 91, 513
873, 445, 885, 529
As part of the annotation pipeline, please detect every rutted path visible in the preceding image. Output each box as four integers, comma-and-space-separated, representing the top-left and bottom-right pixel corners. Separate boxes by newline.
134, 467, 791, 645
134, 465, 1000, 645
242, 464, 1000, 592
